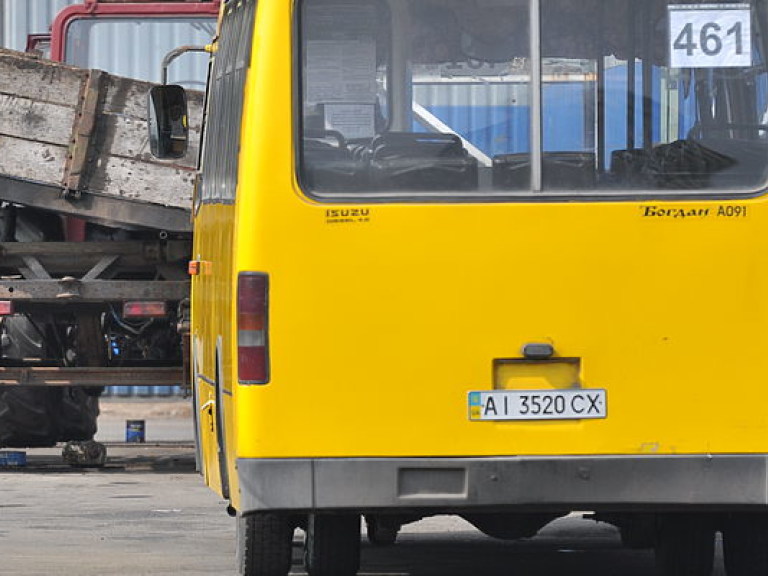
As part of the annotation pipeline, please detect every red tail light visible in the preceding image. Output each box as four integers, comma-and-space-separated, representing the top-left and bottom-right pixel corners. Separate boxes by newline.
0, 301, 12, 315
237, 272, 269, 384
123, 301, 167, 318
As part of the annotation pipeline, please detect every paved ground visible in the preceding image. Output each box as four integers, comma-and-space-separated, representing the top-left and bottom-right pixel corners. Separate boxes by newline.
0, 399, 729, 576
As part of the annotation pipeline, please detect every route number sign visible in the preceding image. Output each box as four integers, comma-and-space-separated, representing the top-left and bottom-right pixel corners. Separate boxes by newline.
669, 5, 751, 68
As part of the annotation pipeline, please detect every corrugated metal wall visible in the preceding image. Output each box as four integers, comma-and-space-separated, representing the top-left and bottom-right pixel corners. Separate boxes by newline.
1, 0, 76, 50
2, 1, 214, 397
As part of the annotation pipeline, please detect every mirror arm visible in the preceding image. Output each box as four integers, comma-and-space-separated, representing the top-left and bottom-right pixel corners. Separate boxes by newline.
161, 44, 214, 85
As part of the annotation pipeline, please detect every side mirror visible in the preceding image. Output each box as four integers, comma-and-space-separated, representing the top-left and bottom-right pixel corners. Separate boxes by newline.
147, 85, 189, 159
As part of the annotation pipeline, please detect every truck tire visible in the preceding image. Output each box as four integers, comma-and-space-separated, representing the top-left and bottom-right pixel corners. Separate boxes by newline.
52, 387, 99, 442
237, 513, 294, 576
1, 319, 45, 359
303, 514, 360, 576
1, 314, 98, 445
0, 388, 57, 447
0, 316, 57, 447
655, 515, 715, 576
723, 514, 768, 576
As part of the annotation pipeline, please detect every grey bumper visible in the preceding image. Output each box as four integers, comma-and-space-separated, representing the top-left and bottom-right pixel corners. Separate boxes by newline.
237, 455, 768, 514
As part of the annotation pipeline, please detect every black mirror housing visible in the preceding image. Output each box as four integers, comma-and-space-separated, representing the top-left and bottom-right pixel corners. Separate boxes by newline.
147, 84, 189, 159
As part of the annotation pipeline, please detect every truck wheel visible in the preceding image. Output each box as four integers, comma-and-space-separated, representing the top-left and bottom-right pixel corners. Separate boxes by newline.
723, 514, 768, 576
237, 513, 294, 576
52, 387, 99, 442
304, 514, 360, 576
0, 388, 57, 447
655, 515, 716, 576
365, 515, 399, 546
0, 315, 57, 447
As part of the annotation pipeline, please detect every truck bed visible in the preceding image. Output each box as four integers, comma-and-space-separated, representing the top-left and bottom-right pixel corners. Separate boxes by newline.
0, 48, 203, 232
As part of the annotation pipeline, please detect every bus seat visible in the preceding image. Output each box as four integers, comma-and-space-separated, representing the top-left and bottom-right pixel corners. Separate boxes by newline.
611, 141, 736, 189
492, 152, 596, 190
302, 130, 366, 191
609, 149, 650, 187
693, 138, 765, 189
367, 132, 478, 191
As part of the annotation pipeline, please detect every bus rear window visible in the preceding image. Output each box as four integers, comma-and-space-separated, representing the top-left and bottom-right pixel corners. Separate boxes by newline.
298, 0, 768, 199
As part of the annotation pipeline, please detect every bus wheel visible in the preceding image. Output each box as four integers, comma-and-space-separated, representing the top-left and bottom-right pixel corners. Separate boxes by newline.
654, 515, 716, 576
723, 514, 768, 576
303, 513, 360, 576
237, 513, 294, 576
365, 515, 399, 546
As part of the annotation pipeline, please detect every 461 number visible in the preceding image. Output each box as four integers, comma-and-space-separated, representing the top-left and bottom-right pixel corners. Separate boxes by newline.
673, 21, 743, 57
668, 8, 751, 68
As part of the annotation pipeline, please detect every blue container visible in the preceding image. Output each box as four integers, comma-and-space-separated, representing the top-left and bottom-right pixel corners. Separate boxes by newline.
0, 450, 26, 468
125, 420, 146, 443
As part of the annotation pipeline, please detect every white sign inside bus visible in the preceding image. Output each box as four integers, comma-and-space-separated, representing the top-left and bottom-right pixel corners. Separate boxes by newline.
668, 5, 752, 68
468, 389, 607, 421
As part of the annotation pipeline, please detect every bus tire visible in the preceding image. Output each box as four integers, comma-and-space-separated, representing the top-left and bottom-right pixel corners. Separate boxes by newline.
723, 514, 768, 576
618, 514, 657, 549
365, 515, 399, 546
654, 515, 715, 576
237, 513, 293, 576
303, 513, 360, 576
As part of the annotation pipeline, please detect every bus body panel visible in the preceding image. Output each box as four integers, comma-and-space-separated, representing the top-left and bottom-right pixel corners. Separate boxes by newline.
193, 202, 237, 497
229, 198, 768, 460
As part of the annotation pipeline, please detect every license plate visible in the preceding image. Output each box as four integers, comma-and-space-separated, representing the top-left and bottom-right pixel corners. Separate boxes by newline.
468, 389, 607, 421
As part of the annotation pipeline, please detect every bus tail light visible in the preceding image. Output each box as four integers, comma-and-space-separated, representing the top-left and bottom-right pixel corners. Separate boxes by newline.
238, 272, 269, 384
0, 301, 12, 315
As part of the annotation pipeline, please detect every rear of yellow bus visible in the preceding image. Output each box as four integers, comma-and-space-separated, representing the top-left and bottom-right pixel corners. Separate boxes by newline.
190, 0, 768, 574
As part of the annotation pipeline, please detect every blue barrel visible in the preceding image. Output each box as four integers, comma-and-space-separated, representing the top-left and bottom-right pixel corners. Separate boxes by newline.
125, 420, 146, 443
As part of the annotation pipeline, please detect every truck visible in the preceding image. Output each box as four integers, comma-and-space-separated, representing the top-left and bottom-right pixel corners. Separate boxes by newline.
0, 0, 219, 462
150, 0, 768, 575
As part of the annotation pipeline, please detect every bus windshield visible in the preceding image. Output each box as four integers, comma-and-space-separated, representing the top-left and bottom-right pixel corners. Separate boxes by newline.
299, 0, 768, 198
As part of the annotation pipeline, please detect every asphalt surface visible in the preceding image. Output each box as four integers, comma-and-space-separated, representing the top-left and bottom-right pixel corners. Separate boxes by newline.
0, 399, 729, 576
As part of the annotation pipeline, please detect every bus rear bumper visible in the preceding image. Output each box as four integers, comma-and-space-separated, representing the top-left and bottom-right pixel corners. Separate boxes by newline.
237, 454, 768, 514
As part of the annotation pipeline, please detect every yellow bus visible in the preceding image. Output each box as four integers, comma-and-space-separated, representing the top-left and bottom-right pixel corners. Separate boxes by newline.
150, 0, 768, 574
